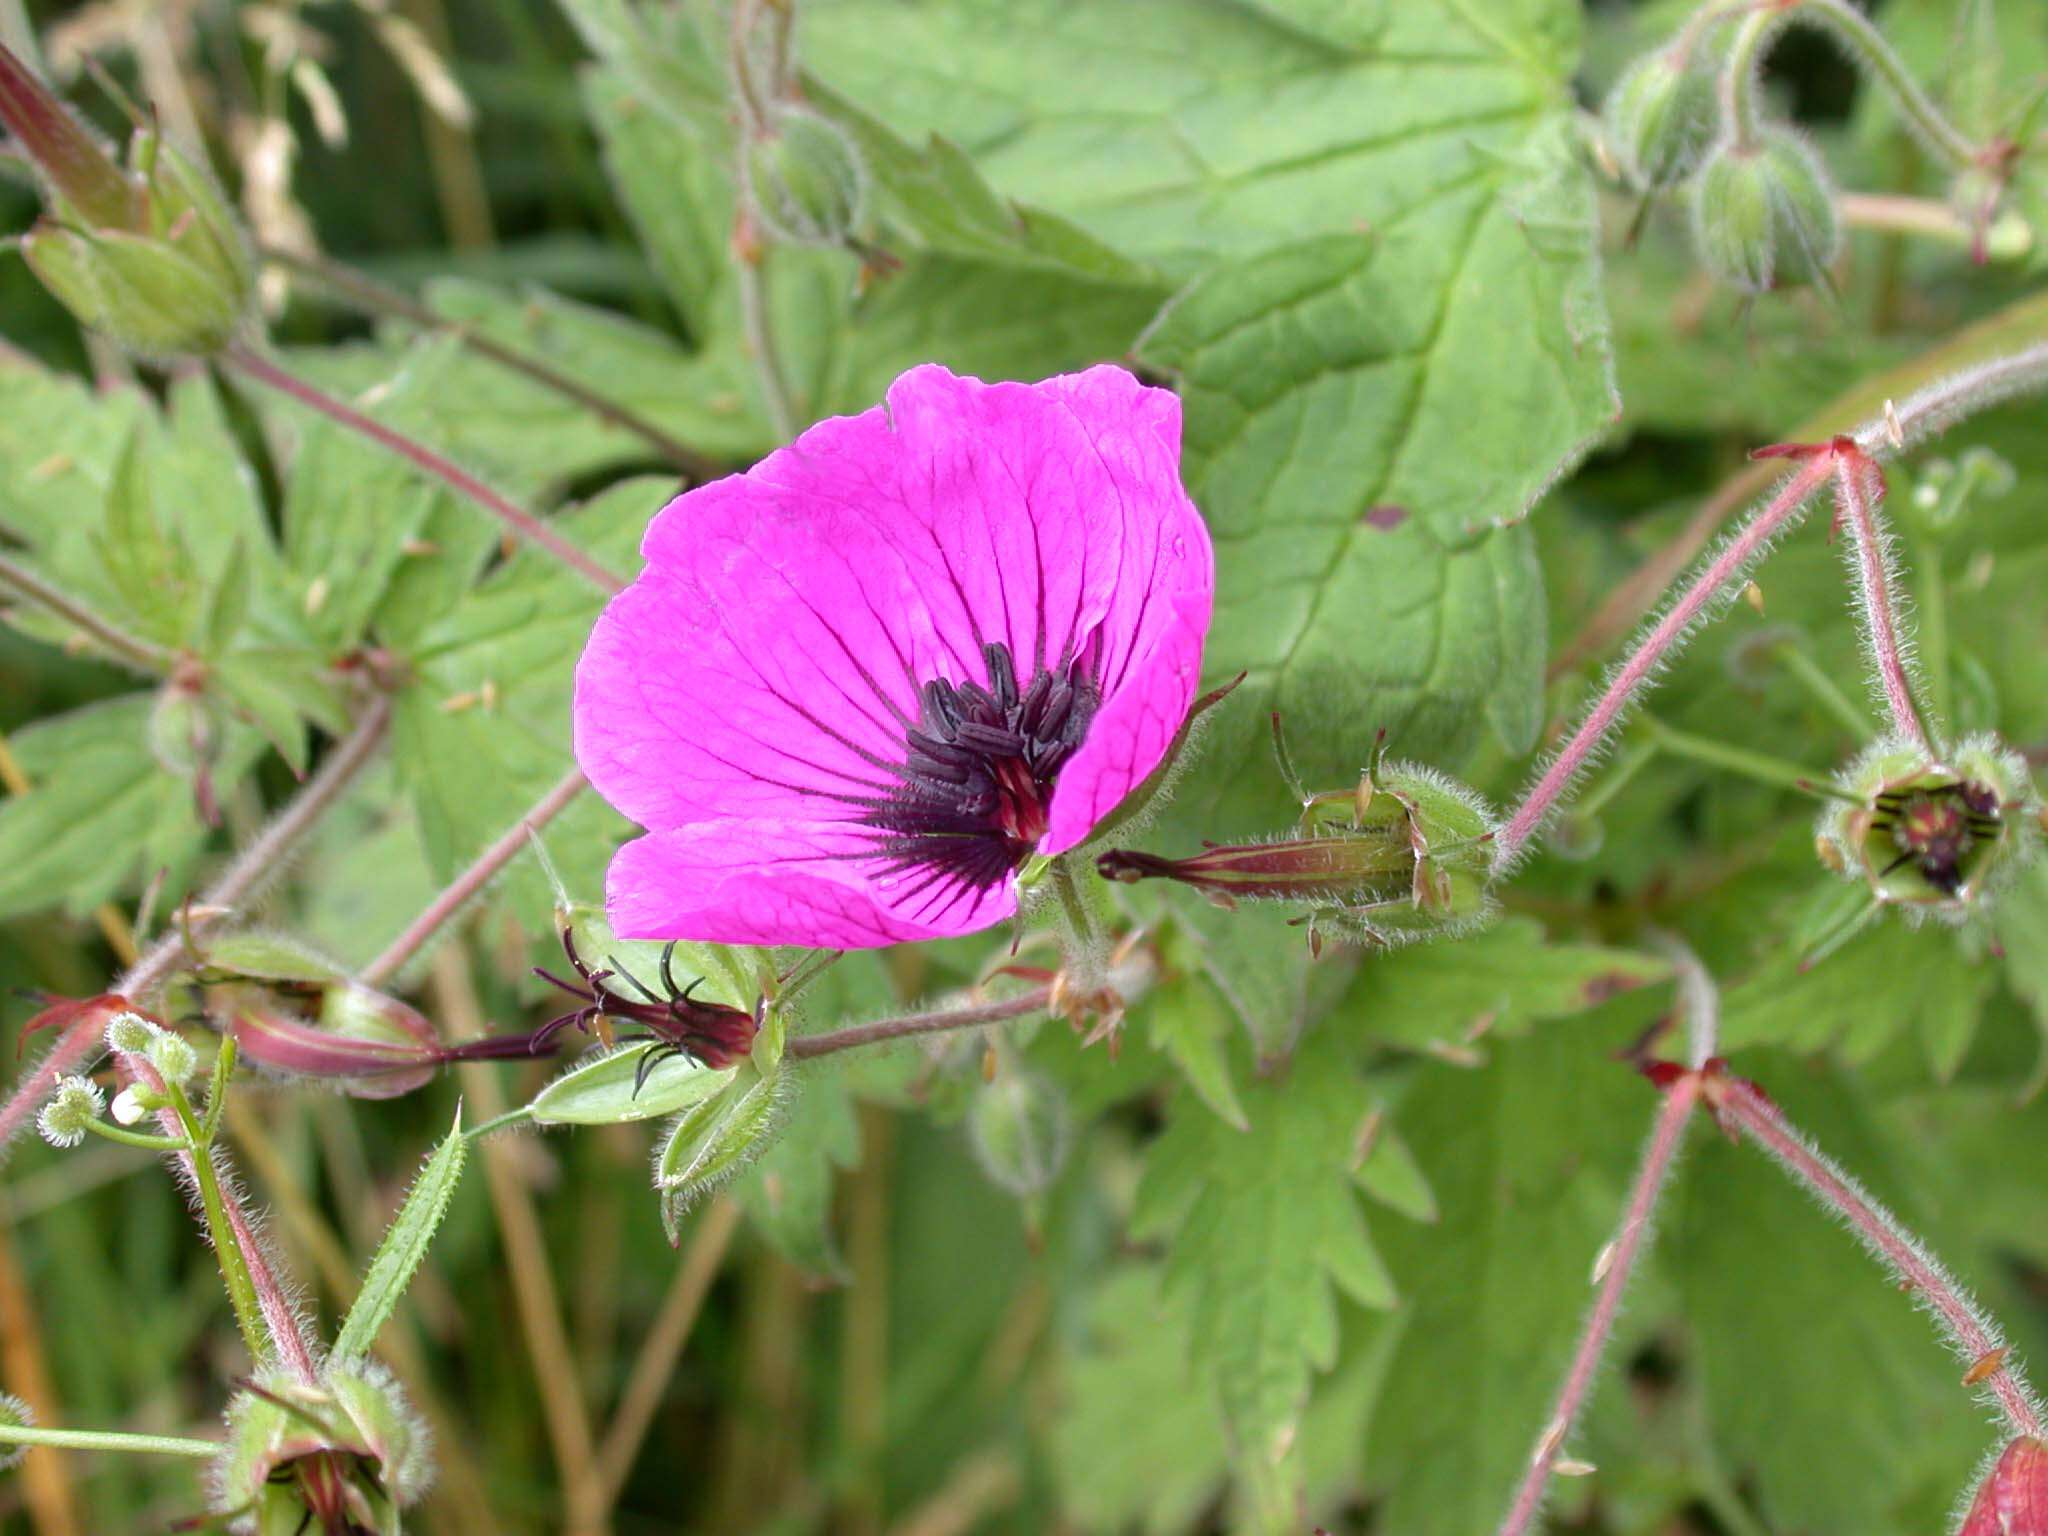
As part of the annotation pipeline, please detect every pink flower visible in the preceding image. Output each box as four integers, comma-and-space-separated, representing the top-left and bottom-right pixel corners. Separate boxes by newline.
574, 364, 1214, 949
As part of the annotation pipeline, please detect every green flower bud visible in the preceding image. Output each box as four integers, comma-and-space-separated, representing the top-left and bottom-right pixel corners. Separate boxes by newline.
1098, 758, 1498, 953
104, 1010, 158, 1056
0, 45, 253, 355
1692, 129, 1840, 293
211, 1363, 430, 1536
148, 671, 221, 780
968, 1069, 1071, 1198
1605, 51, 1720, 192
145, 1027, 199, 1088
1818, 733, 2041, 915
36, 1075, 103, 1149
743, 106, 869, 248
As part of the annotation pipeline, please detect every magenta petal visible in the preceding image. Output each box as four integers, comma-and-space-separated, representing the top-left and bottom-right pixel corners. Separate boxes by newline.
574, 363, 1216, 950
1042, 594, 1210, 854
607, 821, 1018, 949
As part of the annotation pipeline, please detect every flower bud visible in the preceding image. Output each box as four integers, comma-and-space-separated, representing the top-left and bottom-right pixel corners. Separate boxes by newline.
110, 1084, 153, 1125
1099, 759, 1496, 950
35, 1075, 103, 1149
225, 985, 441, 1100
0, 44, 253, 355
968, 1068, 1071, 1197
104, 1010, 156, 1056
0, 1392, 31, 1472
742, 105, 869, 248
1692, 129, 1840, 292
1957, 1437, 2048, 1536
1818, 733, 2041, 914
1604, 50, 1720, 192
210, 1362, 431, 1534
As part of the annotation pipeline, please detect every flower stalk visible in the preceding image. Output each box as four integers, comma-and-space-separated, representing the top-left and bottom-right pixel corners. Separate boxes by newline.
262, 243, 718, 478
1720, 1, 1981, 170
0, 550, 176, 674
218, 344, 628, 595
787, 985, 1053, 1061
1495, 940, 1717, 1536
1496, 445, 1842, 868
1830, 448, 1931, 747
1717, 1075, 2044, 1440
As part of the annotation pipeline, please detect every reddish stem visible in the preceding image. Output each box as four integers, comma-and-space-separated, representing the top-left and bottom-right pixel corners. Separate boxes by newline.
1496, 1073, 1702, 1536
1495, 448, 1841, 866
1721, 1078, 2043, 1439
220, 345, 628, 596
1831, 451, 1929, 747
361, 767, 588, 987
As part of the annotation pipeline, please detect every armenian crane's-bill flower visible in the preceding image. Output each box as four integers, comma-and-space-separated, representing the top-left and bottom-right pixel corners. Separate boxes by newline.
574, 365, 1215, 949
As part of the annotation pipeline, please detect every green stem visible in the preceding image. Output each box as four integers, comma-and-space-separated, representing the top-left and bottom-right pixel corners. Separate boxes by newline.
1770, 639, 1872, 738
1573, 740, 1659, 823
464, 1105, 534, 1142
0, 551, 176, 673
80, 1119, 184, 1152
0, 1423, 219, 1459
164, 1077, 268, 1365
1722, 0, 1981, 168
734, 250, 799, 441
1642, 716, 1819, 794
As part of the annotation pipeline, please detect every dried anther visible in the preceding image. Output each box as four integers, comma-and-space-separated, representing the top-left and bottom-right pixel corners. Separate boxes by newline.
532, 929, 758, 1088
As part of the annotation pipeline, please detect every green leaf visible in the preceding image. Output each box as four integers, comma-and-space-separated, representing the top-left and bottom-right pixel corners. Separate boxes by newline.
804, 0, 1582, 273
1339, 916, 1671, 1054
1364, 1015, 1653, 1535
331, 1108, 469, 1364
657, 1065, 789, 1241
391, 477, 652, 881
1051, 1263, 1231, 1533
1719, 890, 1994, 1063
0, 695, 259, 921
528, 1048, 737, 1127
1144, 974, 1251, 1131
1133, 1025, 1397, 1466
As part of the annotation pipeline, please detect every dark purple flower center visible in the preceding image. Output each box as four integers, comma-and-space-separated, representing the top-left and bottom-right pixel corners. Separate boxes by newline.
862, 641, 1098, 898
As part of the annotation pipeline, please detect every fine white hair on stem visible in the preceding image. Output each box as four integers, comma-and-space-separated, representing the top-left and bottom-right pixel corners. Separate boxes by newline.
1861, 342, 2048, 459
1722, 1080, 2045, 1439
1493, 450, 1838, 872
1649, 930, 1720, 1068
1495, 1071, 1703, 1536
1831, 455, 1932, 748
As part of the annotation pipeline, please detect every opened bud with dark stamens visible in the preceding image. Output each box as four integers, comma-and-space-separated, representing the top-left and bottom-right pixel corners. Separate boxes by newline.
210, 1362, 430, 1536
531, 928, 758, 1073
0, 42, 253, 355
1818, 733, 2042, 914
1100, 758, 1497, 951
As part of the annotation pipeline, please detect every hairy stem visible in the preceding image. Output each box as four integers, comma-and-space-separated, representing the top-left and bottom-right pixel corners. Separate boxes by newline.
1720, 1077, 2044, 1439
219, 345, 628, 595
115, 697, 392, 1005
1831, 453, 1930, 747
1722, 0, 1980, 168
361, 767, 588, 986
788, 985, 1053, 1061
160, 1074, 270, 1368
264, 244, 718, 478
1496, 940, 1717, 1536
0, 552, 175, 674
0, 1423, 220, 1458
1496, 1073, 1700, 1536
1496, 450, 1840, 867
1642, 715, 1822, 794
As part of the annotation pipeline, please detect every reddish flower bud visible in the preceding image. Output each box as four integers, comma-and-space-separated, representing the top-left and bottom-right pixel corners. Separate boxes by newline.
1957, 1438, 2048, 1536
0, 44, 135, 229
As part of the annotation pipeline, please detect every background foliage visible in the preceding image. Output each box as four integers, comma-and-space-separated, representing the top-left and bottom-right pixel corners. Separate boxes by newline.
1, 0, 2046, 1532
